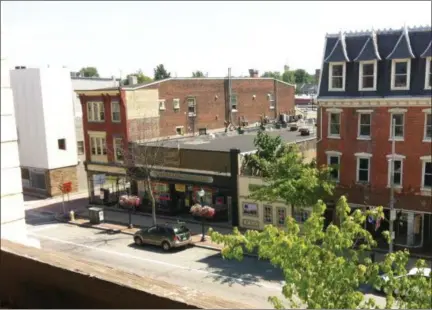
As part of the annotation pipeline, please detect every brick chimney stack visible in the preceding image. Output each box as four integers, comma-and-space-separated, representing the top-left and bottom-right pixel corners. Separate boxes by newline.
248, 69, 259, 78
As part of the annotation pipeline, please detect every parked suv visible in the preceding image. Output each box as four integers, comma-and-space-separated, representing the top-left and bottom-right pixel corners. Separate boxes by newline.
133, 223, 192, 251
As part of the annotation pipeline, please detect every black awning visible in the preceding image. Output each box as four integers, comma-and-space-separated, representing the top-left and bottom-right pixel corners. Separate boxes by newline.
386, 29, 415, 60
324, 35, 350, 63
354, 34, 382, 62
420, 41, 432, 58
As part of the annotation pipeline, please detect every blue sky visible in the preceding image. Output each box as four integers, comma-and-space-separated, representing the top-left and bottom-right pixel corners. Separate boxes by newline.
2, 1, 431, 78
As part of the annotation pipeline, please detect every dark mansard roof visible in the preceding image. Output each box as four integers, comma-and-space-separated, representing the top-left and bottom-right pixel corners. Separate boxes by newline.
323, 26, 431, 63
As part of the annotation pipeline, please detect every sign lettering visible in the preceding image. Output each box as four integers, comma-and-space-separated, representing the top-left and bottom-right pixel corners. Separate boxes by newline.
150, 171, 213, 184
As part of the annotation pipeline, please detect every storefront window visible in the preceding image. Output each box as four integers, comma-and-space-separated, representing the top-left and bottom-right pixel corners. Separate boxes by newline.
264, 205, 273, 224
243, 203, 258, 217
192, 187, 213, 205
152, 182, 171, 202
277, 207, 286, 225
293, 208, 310, 223
395, 211, 424, 247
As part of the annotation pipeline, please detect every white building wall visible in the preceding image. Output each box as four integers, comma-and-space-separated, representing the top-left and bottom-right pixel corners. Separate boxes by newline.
1, 32, 40, 247
39, 68, 78, 169
10, 67, 78, 170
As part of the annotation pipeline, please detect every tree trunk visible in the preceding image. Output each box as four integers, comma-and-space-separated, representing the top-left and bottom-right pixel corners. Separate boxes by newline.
146, 176, 157, 225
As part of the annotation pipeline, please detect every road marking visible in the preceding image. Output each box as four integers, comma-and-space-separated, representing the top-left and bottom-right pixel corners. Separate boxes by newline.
29, 232, 282, 291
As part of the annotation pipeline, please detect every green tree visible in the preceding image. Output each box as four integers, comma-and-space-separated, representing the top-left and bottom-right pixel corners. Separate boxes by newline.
210, 196, 431, 309
79, 66, 99, 78
192, 70, 205, 78
261, 71, 282, 80
153, 64, 171, 81
123, 69, 152, 85
247, 142, 334, 213
243, 130, 288, 177
293, 69, 309, 84
282, 70, 295, 84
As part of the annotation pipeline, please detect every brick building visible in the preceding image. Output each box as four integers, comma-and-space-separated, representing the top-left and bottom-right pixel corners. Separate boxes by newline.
75, 75, 295, 204
316, 26, 432, 251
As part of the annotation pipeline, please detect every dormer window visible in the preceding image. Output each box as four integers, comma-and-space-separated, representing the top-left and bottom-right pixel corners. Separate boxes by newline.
425, 57, 432, 90
391, 59, 411, 90
328, 62, 346, 91
359, 60, 377, 91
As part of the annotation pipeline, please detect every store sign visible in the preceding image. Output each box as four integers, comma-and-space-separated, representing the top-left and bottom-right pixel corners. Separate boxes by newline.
175, 184, 186, 192
150, 171, 213, 184
242, 219, 259, 228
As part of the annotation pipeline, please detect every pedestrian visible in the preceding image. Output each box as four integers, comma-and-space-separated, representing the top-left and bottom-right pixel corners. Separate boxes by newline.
370, 252, 376, 263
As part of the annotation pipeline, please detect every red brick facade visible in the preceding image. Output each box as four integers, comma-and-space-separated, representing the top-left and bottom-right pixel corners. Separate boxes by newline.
79, 94, 129, 163
317, 105, 432, 213
145, 78, 295, 137
78, 78, 295, 164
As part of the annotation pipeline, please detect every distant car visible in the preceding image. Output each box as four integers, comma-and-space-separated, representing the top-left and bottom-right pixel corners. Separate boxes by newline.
375, 267, 431, 295
133, 223, 192, 251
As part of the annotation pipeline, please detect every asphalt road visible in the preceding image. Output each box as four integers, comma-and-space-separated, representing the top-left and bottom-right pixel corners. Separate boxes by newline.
24, 211, 391, 309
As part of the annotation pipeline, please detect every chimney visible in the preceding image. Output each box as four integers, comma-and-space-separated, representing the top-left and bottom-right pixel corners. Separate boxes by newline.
248, 69, 259, 78
315, 69, 321, 82
128, 75, 138, 85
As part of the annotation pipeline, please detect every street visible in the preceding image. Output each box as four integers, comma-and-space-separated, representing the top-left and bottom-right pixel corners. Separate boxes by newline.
25, 219, 284, 309
24, 209, 393, 309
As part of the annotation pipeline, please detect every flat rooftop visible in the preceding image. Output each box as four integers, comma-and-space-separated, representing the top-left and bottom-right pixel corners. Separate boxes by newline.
145, 128, 316, 153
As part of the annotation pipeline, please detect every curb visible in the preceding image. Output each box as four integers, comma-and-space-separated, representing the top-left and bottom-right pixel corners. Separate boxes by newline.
57, 216, 235, 254
55, 216, 430, 261
92, 205, 234, 230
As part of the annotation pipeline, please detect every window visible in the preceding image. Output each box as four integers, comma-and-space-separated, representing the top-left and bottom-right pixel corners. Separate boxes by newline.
173, 98, 180, 110
328, 112, 341, 137
390, 113, 405, 140
387, 157, 403, 188
29, 170, 46, 190
425, 57, 432, 90
421, 157, 432, 190
329, 62, 345, 91
114, 137, 123, 162
268, 93, 275, 109
58, 138, 66, 150
77, 141, 84, 155
356, 156, 371, 183
359, 61, 377, 91
230, 94, 238, 111
358, 111, 372, 139
327, 154, 340, 182
90, 136, 107, 156
391, 59, 411, 90
187, 98, 196, 115
424, 110, 432, 141
175, 126, 184, 135
87, 102, 105, 122
277, 207, 286, 225
263, 205, 272, 224
293, 209, 310, 224
243, 203, 258, 217
111, 101, 121, 122
159, 100, 166, 111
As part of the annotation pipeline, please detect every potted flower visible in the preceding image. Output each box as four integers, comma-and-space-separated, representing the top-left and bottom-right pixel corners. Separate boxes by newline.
190, 203, 215, 241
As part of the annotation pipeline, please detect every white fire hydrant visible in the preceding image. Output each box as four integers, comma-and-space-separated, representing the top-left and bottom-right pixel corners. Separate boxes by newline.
69, 210, 75, 221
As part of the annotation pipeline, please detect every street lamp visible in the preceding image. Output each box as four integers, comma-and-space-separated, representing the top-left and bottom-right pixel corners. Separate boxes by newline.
197, 188, 206, 242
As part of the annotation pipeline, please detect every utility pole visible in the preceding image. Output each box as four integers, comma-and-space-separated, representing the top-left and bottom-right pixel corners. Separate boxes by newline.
389, 116, 396, 253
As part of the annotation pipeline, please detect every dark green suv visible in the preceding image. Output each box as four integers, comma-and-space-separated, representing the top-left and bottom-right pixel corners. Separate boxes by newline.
133, 224, 192, 251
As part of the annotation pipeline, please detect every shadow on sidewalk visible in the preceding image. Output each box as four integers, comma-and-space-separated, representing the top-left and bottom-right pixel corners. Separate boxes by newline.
197, 252, 284, 287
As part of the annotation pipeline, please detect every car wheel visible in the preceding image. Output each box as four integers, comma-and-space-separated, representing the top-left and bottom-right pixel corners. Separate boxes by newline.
161, 241, 171, 252
134, 236, 143, 246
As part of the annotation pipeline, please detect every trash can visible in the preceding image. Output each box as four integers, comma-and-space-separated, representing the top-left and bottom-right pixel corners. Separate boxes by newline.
88, 207, 104, 224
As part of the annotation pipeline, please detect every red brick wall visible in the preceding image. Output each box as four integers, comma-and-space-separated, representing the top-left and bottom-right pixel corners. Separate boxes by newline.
146, 78, 295, 137
317, 106, 432, 212
80, 94, 128, 163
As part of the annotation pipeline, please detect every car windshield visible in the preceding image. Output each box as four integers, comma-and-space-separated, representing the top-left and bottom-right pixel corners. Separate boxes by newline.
173, 226, 189, 234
